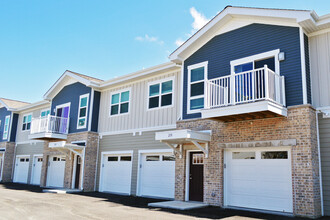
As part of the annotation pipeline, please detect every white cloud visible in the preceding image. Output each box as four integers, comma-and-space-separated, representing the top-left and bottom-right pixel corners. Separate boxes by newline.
175, 7, 210, 46
135, 34, 164, 45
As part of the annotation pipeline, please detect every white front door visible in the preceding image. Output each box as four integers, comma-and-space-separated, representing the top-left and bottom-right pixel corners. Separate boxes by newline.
225, 148, 293, 213
31, 156, 43, 185
47, 156, 66, 188
13, 156, 30, 183
100, 154, 132, 194
139, 152, 175, 199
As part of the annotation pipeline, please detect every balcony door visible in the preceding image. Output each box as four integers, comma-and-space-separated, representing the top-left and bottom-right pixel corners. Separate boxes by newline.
56, 104, 70, 134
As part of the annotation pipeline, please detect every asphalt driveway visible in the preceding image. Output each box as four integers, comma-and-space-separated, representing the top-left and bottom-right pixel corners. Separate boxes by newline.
0, 183, 326, 220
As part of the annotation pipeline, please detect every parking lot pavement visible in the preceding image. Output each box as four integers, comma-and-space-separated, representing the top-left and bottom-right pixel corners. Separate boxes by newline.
0, 183, 326, 220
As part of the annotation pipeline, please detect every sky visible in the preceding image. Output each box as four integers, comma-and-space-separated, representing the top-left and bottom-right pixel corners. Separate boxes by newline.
0, 0, 329, 103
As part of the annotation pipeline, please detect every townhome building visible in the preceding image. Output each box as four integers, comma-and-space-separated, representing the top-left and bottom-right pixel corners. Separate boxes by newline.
0, 5, 330, 219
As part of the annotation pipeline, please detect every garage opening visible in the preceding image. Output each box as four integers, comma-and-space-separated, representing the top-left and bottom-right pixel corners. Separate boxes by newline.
13, 156, 30, 184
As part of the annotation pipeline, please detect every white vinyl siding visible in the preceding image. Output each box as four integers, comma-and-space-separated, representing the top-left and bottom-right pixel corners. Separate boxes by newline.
98, 70, 180, 133
3, 115, 10, 140
77, 94, 89, 129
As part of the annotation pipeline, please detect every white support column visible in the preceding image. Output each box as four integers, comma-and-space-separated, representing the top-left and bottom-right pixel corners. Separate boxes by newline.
191, 140, 209, 158
164, 142, 182, 158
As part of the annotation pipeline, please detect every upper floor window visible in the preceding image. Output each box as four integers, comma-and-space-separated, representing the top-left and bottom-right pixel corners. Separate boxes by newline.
3, 115, 10, 140
22, 114, 32, 131
148, 79, 173, 109
110, 90, 130, 116
77, 94, 89, 129
40, 109, 50, 118
188, 61, 208, 113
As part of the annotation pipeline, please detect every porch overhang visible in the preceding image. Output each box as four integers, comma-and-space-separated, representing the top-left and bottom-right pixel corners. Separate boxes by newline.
155, 129, 211, 158
49, 141, 84, 158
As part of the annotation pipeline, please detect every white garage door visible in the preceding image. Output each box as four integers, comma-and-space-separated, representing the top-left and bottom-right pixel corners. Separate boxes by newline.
31, 156, 43, 185
139, 152, 175, 199
13, 156, 30, 183
100, 153, 132, 194
225, 148, 293, 213
47, 156, 66, 188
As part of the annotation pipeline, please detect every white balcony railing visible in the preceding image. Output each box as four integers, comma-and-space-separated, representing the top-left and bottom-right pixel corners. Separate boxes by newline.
205, 65, 285, 109
30, 115, 70, 135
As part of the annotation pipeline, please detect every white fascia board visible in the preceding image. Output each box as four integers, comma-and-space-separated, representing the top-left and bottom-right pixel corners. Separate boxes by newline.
14, 100, 50, 113
0, 100, 10, 111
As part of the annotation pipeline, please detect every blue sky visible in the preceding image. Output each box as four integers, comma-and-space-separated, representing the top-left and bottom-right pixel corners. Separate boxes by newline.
0, 0, 329, 103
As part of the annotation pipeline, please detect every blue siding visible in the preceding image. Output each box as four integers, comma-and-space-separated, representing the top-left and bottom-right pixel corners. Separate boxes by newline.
0, 107, 12, 142
51, 82, 92, 133
304, 34, 312, 104
9, 113, 18, 142
183, 24, 303, 119
91, 91, 101, 132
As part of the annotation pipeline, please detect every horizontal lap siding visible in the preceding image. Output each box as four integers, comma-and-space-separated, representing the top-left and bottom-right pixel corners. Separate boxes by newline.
319, 115, 330, 215
183, 24, 302, 119
97, 131, 170, 195
98, 70, 180, 133
310, 32, 330, 108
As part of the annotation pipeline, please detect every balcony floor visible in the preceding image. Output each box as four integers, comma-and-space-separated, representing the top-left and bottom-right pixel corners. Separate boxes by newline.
201, 100, 287, 122
28, 132, 68, 141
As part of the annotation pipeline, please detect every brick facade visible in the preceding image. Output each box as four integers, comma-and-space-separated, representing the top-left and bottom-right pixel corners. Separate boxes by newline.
0, 142, 15, 182
175, 105, 321, 218
40, 131, 98, 191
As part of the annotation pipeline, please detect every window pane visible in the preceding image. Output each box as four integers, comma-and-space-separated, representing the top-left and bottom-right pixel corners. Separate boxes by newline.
161, 81, 172, 94
27, 115, 32, 122
46, 110, 50, 115
23, 116, 27, 123
111, 94, 120, 104
26, 158, 29, 162
191, 67, 204, 82
149, 84, 160, 96
120, 156, 131, 161
108, 156, 118, 161
22, 124, 26, 131
79, 108, 86, 117
234, 62, 253, 73
146, 155, 159, 161
163, 155, 175, 161
120, 103, 129, 113
190, 98, 204, 110
261, 151, 288, 159
80, 97, 88, 107
191, 82, 204, 97
110, 105, 119, 115
78, 118, 86, 127
149, 97, 159, 109
27, 123, 31, 130
121, 91, 129, 102
20, 158, 25, 162
161, 94, 172, 106
5, 117, 9, 124
232, 152, 255, 159
41, 112, 46, 117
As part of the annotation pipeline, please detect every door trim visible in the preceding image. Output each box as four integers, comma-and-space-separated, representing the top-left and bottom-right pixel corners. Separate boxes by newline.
71, 141, 86, 190
185, 149, 203, 201
30, 154, 43, 185
136, 149, 173, 197
99, 150, 133, 194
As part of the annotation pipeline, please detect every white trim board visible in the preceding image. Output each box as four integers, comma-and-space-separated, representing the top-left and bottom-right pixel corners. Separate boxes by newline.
299, 27, 308, 104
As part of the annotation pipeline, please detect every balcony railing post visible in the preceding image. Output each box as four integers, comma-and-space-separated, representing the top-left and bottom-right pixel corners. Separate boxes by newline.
282, 76, 286, 106
205, 80, 209, 109
230, 74, 235, 105
264, 65, 269, 100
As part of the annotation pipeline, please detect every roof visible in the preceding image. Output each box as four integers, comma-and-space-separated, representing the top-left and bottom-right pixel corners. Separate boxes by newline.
66, 70, 104, 84
169, 6, 330, 62
0, 98, 30, 110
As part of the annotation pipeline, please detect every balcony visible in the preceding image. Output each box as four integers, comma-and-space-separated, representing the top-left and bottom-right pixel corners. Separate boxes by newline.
202, 66, 287, 121
28, 115, 70, 141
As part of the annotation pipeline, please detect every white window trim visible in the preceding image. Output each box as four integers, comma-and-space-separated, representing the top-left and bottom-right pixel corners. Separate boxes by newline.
187, 61, 208, 114
40, 108, 51, 118
77, 94, 90, 129
3, 115, 10, 140
109, 88, 131, 117
147, 76, 175, 111
230, 49, 280, 75
22, 113, 32, 132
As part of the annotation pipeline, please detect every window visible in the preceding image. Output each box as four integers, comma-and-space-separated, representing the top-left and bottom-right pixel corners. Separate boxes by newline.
261, 151, 288, 159
40, 109, 50, 117
232, 152, 256, 159
3, 115, 10, 140
188, 62, 207, 113
120, 156, 132, 161
77, 94, 89, 129
110, 90, 130, 116
22, 114, 32, 131
108, 156, 118, 161
37, 158, 43, 162
148, 79, 173, 109
192, 154, 204, 165
146, 155, 159, 161
163, 155, 175, 161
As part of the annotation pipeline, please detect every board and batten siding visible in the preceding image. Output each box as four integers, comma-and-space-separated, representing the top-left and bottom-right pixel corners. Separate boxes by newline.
15, 105, 50, 143
15, 142, 44, 184
96, 131, 172, 195
98, 70, 181, 133
318, 114, 330, 215
310, 31, 330, 108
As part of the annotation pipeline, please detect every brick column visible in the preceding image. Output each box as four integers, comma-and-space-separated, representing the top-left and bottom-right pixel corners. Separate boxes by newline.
1, 142, 15, 182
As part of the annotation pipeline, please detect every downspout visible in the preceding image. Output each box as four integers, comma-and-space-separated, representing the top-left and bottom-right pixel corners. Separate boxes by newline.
316, 111, 324, 216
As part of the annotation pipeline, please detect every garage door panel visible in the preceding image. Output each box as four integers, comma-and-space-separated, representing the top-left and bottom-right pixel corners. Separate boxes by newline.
47, 156, 66, 188
14, 157, 30, 184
